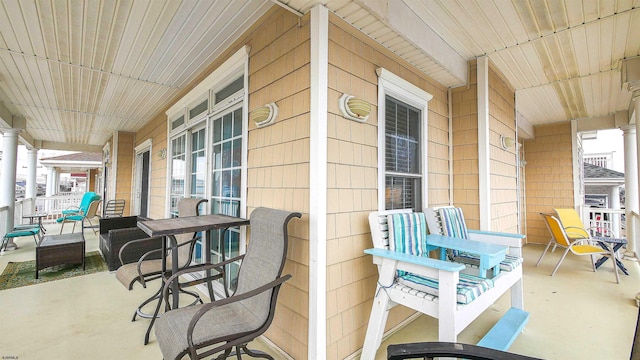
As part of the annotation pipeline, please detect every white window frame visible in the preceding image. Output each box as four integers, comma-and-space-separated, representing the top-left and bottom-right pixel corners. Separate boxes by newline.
376, 68, 433, 211
164, 46, 249, 298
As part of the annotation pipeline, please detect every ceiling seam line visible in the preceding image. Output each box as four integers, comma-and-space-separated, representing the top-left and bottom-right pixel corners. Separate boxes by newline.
515, 68, 622, 91
484, 6, 640, 57
0, 47, 181, 89
0, 100, 135, 121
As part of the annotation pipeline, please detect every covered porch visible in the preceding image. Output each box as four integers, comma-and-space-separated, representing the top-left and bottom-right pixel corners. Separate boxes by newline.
1, 1, 640, 359
0, 222, 637, 359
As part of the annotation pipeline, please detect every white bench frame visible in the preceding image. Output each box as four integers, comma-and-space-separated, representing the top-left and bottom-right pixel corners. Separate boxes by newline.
361, 209, 525, 360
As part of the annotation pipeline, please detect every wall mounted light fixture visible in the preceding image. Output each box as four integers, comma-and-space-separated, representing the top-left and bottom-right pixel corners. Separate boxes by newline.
251, 103, 278, 128
500, 135, 517, 150
339, 94, 371, 122
158, 148, 167, 159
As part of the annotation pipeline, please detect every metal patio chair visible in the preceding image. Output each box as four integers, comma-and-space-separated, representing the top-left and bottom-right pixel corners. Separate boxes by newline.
154, 207, 301, 360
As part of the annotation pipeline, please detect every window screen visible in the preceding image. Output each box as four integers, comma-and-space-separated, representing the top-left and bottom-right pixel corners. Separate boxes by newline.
384, 96, 422, 211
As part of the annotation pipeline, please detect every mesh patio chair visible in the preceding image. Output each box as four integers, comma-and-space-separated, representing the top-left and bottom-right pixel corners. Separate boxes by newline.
155, 207, 301, 360
537, 213, 619, 283
115, 197, 208, 344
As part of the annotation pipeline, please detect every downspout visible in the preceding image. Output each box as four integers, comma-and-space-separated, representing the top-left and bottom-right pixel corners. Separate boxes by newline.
448, 88, 453, 206
309, 4, 328, 359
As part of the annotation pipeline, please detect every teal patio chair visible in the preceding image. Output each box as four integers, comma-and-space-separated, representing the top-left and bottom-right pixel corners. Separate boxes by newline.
61, 192, 100, 216
57, 198, 102, 234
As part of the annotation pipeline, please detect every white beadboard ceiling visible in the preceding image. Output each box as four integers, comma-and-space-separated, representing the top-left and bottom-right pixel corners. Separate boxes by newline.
0, 0, 637, 150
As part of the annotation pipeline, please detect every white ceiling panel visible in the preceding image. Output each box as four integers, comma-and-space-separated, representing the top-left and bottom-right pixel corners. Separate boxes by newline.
0, 0, 638, 150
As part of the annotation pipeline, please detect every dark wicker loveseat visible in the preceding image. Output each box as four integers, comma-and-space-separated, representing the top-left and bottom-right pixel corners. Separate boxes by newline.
99, 216, 162, 271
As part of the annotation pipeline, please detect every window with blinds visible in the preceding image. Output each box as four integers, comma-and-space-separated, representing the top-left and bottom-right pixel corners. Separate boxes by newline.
384, 96, 422, 210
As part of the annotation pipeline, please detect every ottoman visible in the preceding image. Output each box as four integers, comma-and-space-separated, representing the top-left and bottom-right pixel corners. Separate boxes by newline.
36, 233, 85, 279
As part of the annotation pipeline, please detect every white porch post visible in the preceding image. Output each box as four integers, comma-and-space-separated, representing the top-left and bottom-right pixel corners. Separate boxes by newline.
477, 56, 491, 230
608, 185, 621, 236
1, 129, 20, 249
25, 148, 38, 200
45, 167, 56, 197
309, 4, 328, 359
623, 126, 638, 259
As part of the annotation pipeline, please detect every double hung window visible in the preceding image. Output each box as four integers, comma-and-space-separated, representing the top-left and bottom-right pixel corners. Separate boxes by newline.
377, 68, 433, 212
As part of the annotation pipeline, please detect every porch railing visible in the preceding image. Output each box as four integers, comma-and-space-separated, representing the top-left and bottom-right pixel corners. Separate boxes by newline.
580, 206, 625, 238
14, 195, 83, 224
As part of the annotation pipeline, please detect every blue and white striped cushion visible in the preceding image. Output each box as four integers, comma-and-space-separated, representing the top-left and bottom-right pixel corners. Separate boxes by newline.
439, 207, 470, 239
439, 207, 523, 272
398, 272, 494, 304
454, 253, 524, 272
388, 212, 429, 257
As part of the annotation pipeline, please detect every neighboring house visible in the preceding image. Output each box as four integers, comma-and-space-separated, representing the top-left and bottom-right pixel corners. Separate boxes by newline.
583, 162, 625, 208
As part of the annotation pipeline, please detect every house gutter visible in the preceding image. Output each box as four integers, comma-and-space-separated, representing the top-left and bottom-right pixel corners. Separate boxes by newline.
448, 88, 453, 206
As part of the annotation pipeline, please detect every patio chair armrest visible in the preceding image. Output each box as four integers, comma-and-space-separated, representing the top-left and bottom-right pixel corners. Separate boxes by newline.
365, 248, 465, 279
563, 226, 590, 239
118, 236, 163, 266
162, 255, 245, 301
185, 274, 292, 358
468, 230, 525, 257
387, 342, 542, 360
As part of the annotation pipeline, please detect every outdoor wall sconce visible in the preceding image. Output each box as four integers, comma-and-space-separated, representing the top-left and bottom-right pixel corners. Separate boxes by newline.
158, 148, 167, 159
251, 103, 278, 128
500, 135, 517, 150
339, 93, 371, 122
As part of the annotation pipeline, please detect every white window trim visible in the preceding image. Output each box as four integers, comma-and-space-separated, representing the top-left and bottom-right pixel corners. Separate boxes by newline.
164, 46, 250, 300
376, 68, 433, 211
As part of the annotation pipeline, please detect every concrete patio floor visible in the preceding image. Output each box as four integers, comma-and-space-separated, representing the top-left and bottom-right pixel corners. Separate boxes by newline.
0, 222, 638, 359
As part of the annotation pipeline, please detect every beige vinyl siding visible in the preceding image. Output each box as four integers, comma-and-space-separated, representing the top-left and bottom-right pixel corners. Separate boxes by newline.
451, 62, 480, 229
246, 8, 311, 360
327, 14, 450, 359
114, 132, 134, 217
488, 66, 518, 233
135, 115, 168, 220
524, 122, 575, 244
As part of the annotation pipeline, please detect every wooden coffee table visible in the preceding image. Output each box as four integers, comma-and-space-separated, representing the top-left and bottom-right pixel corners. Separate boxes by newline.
36, 233, 85, 279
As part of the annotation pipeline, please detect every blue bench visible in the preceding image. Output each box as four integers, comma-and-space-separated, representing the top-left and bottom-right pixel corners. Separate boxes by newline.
477, 307, 530, 351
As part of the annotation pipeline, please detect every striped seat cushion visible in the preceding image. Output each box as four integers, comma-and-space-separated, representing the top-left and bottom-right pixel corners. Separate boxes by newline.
398, 272, 494, 304
454, 253, 524, 272
388, 212, 430, 256
439, 207, 523, 272
388, 213, 439, 277
439, 207, 470, 239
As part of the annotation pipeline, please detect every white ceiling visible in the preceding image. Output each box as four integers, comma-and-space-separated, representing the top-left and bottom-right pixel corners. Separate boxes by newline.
0, 0, 638, 150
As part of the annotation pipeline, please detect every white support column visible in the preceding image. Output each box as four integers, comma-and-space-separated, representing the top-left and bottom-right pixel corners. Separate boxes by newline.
25, 148, 38, 200
477, 56, 491, 230
622, 126, 638, 259
609, 186, 621, 236
45, 167, 55, 197
309, 4, 328, 359
0, 129, 20, 250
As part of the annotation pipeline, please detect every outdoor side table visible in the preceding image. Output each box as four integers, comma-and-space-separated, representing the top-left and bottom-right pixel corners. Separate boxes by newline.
593, 236, 629, 275
36, 232, 85, 279
22, 212, 48, 233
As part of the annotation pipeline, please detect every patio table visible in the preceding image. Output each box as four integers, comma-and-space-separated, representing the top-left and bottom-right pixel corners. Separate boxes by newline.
22, 212, 48, 233
593, 236, 629, 275
426, 234, 507, 278
137, 214, 250, 342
